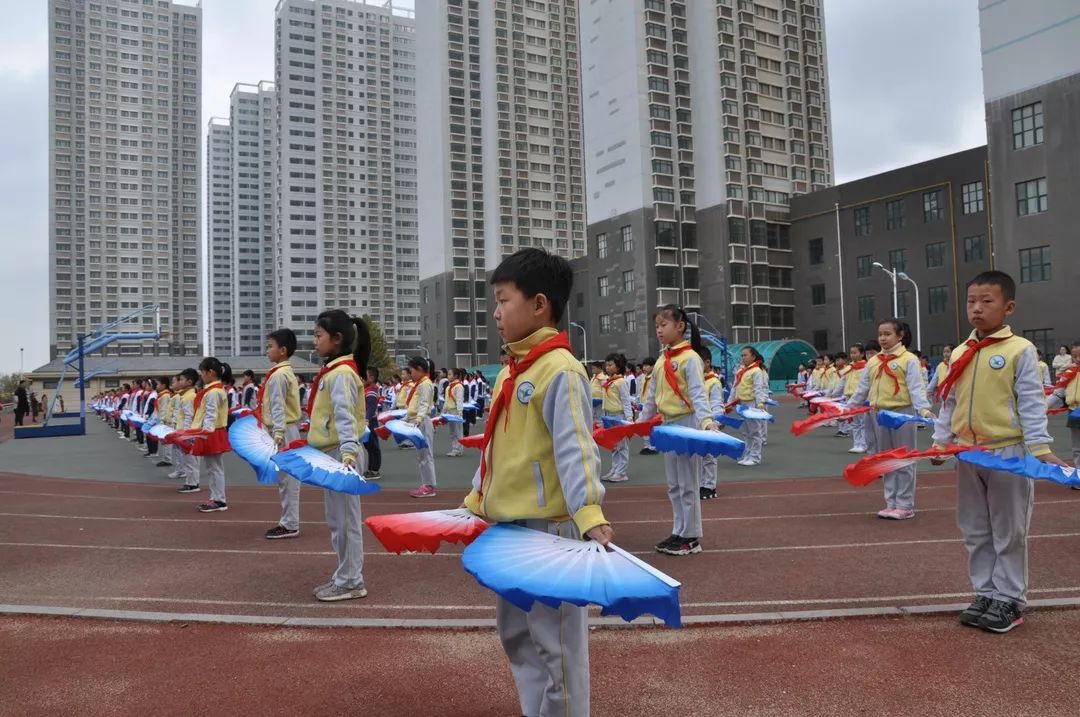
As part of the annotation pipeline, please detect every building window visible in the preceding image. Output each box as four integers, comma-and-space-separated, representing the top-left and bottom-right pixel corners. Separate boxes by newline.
811, 283, 826, 305
599, 314, 612, 335
730, 262, 748, 285
925, 241, 946, 269
886, 199, 905, 230
1012, 101, 1043, 149
857, 295, 875, 322
597, 275, 610, 297
808, 237, 823, 265
812, 330, 828, 351
624, 310, 636, 334
896, 289, 910, 318
620, 225, 633, 252
622, 270, 634, 293
922, 190, 943, 222
595, 232, 608, 258
888, 248, 907, 273
961, 181, 984, 214
928, 286, 948, 315
963, 235, 985, 263
1022, 328, 1053, 358
1019, 246, 1051, 283
1015, 178, 1047, 216
856, 255, 872, 278
853, 206, 871, 236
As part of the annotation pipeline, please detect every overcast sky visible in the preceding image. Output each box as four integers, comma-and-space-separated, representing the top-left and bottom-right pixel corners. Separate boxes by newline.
0, 0, 985, 374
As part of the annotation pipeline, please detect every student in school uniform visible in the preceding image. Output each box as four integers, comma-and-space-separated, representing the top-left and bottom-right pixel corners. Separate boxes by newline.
1035, 350, 1052, 389
698, 353, 725, 500
261, 329, 303, 540
640, 306, 719, 556
363, 368, 383, 480
843, 344, 870, 454
1052, 345, 1072, 381
405, 357, 439, 498
152, 378, 174, 468
462, 248, 610, 717
600, 353, 633, 483
932, 271, 1068, 632
926, 344, 954, 404
637, 357, 658, 455
588, 361, 606, 424
444, 367, 467, 458
728, 346, 769, 467
308, 310, 371, 602
848, 321, 933, 520
827, 352, 851, 436
1047, 341, 1080, 469
174, 370, 201, 490
436, 368, 449, 413
241, 370, 259, 410
191, 359, 232, 513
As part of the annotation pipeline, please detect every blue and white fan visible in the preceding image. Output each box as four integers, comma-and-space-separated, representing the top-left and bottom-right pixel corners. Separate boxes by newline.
957, 450, 1080, 488
384, 419, 429, 449
600, 415, 629, 429
651, 424, 745, 460
227, 414, 279, 485
378, 408, 407, 424
463, 401, 479, 412
147, 423, 175, 441
876, 409, 935, 430
736, 405, 774, 423
461, 523, 682, 628
713, 412, 745, 430
142, 417, 160, 431
438, 413, 465, 424
765, 398, 779, 407
272, 444, 381, 495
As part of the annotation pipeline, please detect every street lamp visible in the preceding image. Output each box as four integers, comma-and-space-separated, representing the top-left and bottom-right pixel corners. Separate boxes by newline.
871, 262, 899, 317
414, 345, 430, 359
568, 321, 587, 361
897, 271, 921, 350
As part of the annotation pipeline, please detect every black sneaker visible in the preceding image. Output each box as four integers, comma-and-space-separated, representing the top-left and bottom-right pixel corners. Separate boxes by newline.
700, 487, 717, 501
364, 470, 381, 481
177, 484, 200, 493
197, 500, 228, 513
661, 537, 702, 556
978, 599, 1024, 633
639, 447, 658, 455
654, 534, 679, 552
959, 596, 993, 627
155, 460, 171, 468
265, 525, 300, 540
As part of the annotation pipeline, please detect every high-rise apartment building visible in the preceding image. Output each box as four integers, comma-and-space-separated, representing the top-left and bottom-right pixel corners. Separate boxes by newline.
273, 0, 419, 353
417, 0, 587, 368
206, 82, 277, 356
577, 0, 832, 358
48, 0, 203, 359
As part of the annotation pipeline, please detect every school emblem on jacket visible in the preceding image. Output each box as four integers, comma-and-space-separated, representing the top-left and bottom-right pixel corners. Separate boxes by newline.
670, 361, 679, 371
889, 361, 899, 370
516, 381, 535, 404
988, 354, 1006, 370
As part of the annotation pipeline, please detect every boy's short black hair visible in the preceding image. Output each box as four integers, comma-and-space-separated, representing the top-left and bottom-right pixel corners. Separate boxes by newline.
489, 248, 573, 323
967, 270, 1016, 301
642, 356, 655, 366
268, 328, 298, 356
367, 366, 379, 381
865, 339, 882, 352
834, 351, 848, 361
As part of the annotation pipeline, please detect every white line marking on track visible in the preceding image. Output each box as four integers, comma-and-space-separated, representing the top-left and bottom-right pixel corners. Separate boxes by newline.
688, 532, 1080, 554
0, 594, 492, 611
681, 586, 1080, 608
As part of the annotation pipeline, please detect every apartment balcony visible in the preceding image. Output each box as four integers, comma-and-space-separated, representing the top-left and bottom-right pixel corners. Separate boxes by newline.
655, 203, 676, 220
682, 289, 700, 308
731, 286, 749, 303
656, 288, 681, 306
682, 248, 699, 267
656, 248, 679, 266
681, 206, 696, 223
454, 326, 472, 340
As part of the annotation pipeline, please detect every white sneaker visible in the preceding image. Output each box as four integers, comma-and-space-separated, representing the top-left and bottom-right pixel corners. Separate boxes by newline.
167, 471, 181, 479
848, 447, 867, 454
607, 474, 629, 483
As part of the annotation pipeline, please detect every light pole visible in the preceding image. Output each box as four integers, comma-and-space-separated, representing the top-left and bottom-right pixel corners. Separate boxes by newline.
414, 345, 430, 359
20, 347, 24, 376
872, 262, 899, 317
568, 321, 587, 361
897, 271, 921, 350
834, 202, 847, 350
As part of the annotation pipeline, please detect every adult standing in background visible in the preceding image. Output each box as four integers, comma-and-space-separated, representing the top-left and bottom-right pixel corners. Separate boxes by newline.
14, 381, 29, 426
1053, 345, 1072, 381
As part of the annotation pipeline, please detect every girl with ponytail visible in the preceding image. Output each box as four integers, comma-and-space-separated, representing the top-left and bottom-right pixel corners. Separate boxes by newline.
405, 355, 439, 498
307, 309, 371, 602
639, 305, 719, 556
848, 318, 933, 521
191, 357, 233, 513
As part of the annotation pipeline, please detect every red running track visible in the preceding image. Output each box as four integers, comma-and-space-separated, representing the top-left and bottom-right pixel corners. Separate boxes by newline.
2, 471, 1080, 622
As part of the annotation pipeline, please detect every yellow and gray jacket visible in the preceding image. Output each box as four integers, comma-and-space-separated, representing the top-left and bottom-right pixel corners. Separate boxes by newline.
640, 341, 716, 429
406, 376, 435, 425
177, 388, 196, 429
926, 361, 949, 399
261, 360, 301, 441
703, 373, 725, 415
849, 345, 930, 413
602, 375, 633, 421
932, 327, 1051, 455
463, 327, 607, 536
308, 356, 363, 461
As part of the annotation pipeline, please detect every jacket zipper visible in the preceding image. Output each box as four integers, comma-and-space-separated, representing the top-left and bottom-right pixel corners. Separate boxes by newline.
966, 350, 979, 444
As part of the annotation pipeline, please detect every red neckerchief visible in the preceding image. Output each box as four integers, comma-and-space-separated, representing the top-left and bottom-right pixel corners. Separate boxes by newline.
850, 360, 867, 370
305, 357, 359, 415
733, 361, 761, 390
661, 344, 695, 411
407, 376, 430, 405
602, 376, 621, 392
255, 363, 288, 415
478, 331, 572, 497
874, 353, 902, 396
194, 381, 222, 413
936, 334, 1010, 400
1051, 364, 1078, 391
158, 390, 172, 399
447, 379, 462, 396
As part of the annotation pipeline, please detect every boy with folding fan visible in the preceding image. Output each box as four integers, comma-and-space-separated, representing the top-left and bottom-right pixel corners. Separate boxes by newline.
463, 247, 610, 717
931, 271, 1067, 633
260, 328, 303, 540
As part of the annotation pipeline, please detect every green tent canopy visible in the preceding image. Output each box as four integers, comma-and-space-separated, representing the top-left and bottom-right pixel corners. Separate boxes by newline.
712, 339, 817, 391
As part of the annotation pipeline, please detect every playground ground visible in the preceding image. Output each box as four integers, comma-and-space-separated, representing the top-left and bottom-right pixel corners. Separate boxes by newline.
1, 401, 1079, 715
